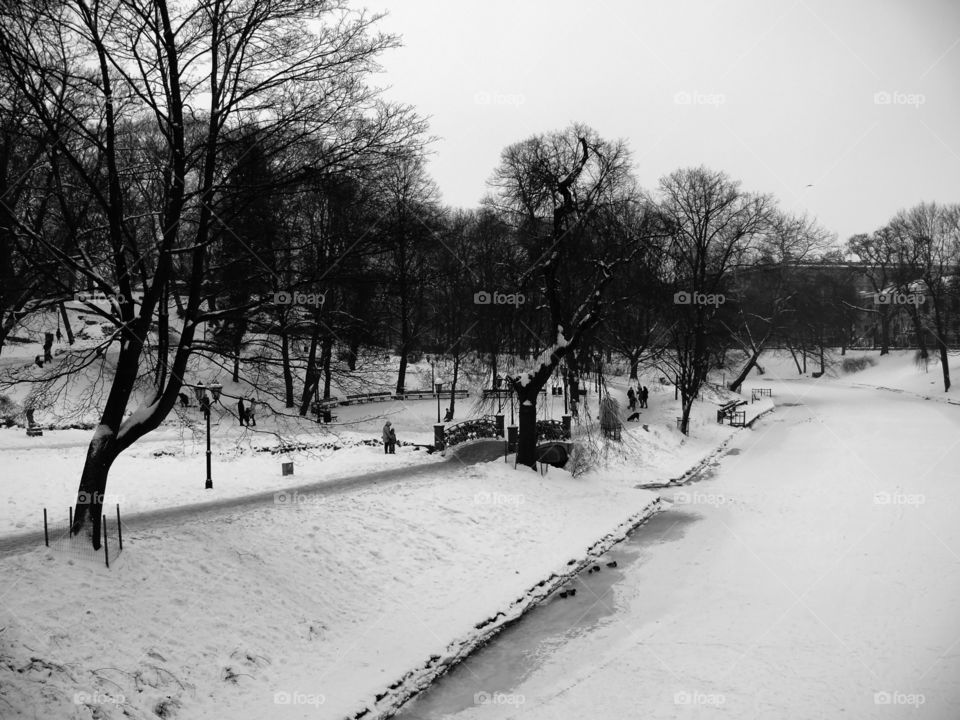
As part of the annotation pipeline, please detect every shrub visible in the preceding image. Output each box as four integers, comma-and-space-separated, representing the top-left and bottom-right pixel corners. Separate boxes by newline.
0, 394, 19, 427
841, 356, 876, 374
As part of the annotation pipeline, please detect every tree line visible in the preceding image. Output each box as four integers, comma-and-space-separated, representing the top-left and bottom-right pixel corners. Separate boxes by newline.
0, 0, 957, 547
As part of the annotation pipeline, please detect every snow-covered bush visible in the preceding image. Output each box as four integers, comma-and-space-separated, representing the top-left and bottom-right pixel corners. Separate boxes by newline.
841, 356, 876, 374
0, 394, 18, 427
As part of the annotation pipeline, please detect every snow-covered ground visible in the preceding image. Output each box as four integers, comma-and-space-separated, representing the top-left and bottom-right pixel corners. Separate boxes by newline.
0, 366, 750, 719
391, 358, 960, 720
5, 347, 955, 719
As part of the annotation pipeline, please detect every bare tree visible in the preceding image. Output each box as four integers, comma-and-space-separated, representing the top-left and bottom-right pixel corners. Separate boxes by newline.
489, 123, 654, 466
658, 167, 771, 434
0, 0, 421, 546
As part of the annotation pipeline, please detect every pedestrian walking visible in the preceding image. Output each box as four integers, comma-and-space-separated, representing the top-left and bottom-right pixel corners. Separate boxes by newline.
382, 420, 393, 454
388, 425, 397, 454
627, 386, 637, 411
640, 386, 649, 408
237, 398, 247, 426
246, 398, 256, 426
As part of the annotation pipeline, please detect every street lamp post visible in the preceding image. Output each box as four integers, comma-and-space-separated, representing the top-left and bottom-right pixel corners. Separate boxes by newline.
435, 381, 443, 423
194, 382, 222, 489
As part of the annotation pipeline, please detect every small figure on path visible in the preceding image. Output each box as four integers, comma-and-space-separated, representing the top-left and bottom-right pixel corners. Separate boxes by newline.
178, 392, 190, 408
43, 332, 54, 362
383, 420, 394, 454
237, 398, 247, 426
246, 398, 256, 426
627, 386, 637, 411
388, 425, 397, 453
640, 386, 649, 408
443, 407, 453, 422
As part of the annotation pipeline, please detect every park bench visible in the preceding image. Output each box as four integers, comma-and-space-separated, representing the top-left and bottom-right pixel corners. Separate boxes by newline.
343, 391, 392, 404
395, 389, 469, 401
717, 399, 748, 424
482, 388, 546, 400
750, 387, 773, 402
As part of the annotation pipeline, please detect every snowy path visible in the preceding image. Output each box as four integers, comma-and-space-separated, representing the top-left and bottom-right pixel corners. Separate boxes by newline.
397, 381, 960, 719
0, 439, 505, 556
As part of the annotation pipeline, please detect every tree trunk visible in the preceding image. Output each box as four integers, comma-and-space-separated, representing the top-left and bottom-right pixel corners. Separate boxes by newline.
879, 306, 890, 355
395, 351, 408, 395
679, 392, 693, 435
347, 337, 359, 371
59, 301, 74, 344
629, 354, 639, 381
321, 337, 333, 400
787, 340, 802, 375
910, 305, 928, 359
728, 347, 763, 393
298, 330, 321, 416
280, 324, 294, 408
448, 353, 460, 419
932, 303, 951, 391
515, 387, 539, 468
71, 433, 116, 549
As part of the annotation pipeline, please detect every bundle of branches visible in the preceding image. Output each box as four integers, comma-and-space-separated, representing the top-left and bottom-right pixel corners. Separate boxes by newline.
599, 395, 622, 431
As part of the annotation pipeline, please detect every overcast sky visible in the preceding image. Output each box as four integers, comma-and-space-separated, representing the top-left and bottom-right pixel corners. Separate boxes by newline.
362, 0, 960, 246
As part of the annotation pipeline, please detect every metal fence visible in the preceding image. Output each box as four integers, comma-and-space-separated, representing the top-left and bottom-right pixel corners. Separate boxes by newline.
43, 505, 124, 568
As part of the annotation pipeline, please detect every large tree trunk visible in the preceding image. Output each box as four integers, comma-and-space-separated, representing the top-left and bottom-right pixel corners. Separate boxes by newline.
628, 353, 639, 381
71, 435, 116, 549
515, 385, 539, 467
728, 346, 763, 393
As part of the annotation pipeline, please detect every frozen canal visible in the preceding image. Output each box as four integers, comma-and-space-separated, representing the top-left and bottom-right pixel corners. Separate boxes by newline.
394, 380, 960, 719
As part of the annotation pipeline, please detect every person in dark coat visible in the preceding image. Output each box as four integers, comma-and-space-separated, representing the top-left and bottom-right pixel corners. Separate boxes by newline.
388, 425, 397, 454
627, 386, 637, 411
246, 398, 256, 426
443, 407, 453, 422
382, 420, 393, 454
640, 386, 649, 408
237, 398, 247, 426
